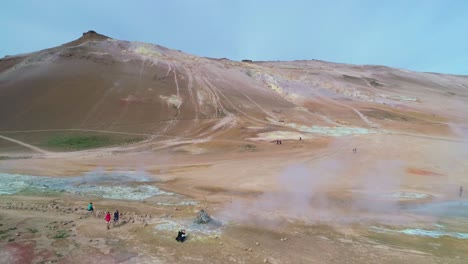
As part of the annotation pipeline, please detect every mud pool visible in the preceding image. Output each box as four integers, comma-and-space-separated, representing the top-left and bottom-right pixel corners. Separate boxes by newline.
405, 201, 468, 218
370, 225, 468, 239
0, 171, 187, 202
383, 191, 430, 200
155, 219, 223, 240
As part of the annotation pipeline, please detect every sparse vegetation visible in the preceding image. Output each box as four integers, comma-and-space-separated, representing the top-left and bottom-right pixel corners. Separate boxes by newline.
28, 228, 39, 233
0, 155, 32, 160
54, 230, 70, 239
47, 135, 143, 150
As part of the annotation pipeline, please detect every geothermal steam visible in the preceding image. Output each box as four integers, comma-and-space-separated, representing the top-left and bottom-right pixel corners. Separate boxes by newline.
219, 160, 409, 224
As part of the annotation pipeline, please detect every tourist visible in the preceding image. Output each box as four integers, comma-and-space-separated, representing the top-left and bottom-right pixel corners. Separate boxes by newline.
87, 202, 94, 212
176, 229, 187, 242
105, 211, 111, 230
460, 186, 464, 198
113, 210, 120, 225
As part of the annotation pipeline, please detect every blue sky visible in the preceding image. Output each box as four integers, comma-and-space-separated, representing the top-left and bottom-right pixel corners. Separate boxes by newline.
1, 0, 467, 74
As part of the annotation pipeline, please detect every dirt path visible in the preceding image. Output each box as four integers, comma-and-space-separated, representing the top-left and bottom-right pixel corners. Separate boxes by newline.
386, 130, 462, 142
0, 134, 50, 154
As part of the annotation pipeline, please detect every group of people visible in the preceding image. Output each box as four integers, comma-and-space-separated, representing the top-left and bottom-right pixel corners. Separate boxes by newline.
352, 148, 357, 154
87, 202, 188, 241
87, 202, 120, 230
275, 137, 303, 144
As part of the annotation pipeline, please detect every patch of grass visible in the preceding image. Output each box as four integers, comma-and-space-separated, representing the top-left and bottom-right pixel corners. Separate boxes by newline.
47, 135, 143, 150
0, 155, 32, 160
0, 227, 17, 235
54, 230, 70, 239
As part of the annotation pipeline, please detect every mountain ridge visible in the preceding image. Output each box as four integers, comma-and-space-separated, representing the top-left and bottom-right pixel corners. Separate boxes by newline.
0, 30, 467, 146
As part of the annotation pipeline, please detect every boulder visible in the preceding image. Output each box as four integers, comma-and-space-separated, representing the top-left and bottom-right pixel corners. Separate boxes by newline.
193, 209, 213, 224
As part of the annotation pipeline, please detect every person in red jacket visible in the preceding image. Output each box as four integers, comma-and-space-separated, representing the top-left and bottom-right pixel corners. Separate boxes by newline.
105, 211, 111, 230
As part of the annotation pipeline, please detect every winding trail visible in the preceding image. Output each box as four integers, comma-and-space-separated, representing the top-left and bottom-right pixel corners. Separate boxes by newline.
0, 134, 50, 154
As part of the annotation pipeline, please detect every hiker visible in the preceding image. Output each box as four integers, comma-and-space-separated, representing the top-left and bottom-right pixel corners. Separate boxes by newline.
176, 229, 187, 242
113, 210, 120, 225
105, 212, 111, 230
460, 186, 464, 198
299, 137, 302, 141
87, 202, 94, 212
279, 140, 282, 144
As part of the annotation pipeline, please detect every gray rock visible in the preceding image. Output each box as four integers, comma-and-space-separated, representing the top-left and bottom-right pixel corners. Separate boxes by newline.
193, 209, 213, 224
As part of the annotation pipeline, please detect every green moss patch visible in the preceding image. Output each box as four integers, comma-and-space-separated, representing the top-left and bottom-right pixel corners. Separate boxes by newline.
47, 135, 143, 150
54, 230, 70, 239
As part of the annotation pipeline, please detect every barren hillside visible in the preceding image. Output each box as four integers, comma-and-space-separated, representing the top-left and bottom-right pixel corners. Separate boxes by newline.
1, 31, 467, 150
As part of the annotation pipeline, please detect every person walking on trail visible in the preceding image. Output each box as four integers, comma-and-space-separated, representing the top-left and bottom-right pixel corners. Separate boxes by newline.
105, 212, 111, 230
460, 186, 464, 198
113, 210, 120, 225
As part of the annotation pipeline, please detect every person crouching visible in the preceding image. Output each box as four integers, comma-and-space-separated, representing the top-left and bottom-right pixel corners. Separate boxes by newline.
176, 229, 187, 242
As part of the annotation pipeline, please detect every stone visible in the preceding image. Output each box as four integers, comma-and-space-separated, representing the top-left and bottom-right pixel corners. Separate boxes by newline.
194, 209, 214, 224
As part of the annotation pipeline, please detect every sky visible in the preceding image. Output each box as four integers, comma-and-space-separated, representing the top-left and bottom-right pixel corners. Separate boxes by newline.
1, 0, 467, 75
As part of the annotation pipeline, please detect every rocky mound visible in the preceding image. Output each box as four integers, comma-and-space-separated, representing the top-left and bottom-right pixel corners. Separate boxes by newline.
64, 30, 110, 47
194, 209, 215, 225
